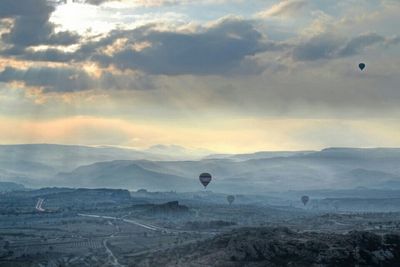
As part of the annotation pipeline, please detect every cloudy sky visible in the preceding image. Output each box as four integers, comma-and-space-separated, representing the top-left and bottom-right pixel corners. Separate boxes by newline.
0, 0, 399, 153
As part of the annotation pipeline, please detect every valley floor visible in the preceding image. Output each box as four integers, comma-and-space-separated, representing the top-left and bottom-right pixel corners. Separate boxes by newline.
1, 188, 400, 266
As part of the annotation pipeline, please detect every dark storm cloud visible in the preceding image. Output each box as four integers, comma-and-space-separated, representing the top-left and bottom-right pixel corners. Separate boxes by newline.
0, 0, 79, 48
93, 18, 277, 75
292, 32, 392, 61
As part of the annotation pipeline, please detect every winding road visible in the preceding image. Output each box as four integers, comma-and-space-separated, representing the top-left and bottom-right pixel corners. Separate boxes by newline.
78, 213, 161, 231
103, 237, 123, 267
78, 213, 166, 266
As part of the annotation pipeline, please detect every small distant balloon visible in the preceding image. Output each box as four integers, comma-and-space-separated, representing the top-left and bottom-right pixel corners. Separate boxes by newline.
301, 195, 309, 206
227, 195, 235, 205
358, 63, 366, 71
199, 173, 212, 188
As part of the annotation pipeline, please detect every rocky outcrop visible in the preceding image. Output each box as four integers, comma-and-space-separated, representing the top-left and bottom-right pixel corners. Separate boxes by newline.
224, 228, 400, 266
133, 227, 400, 267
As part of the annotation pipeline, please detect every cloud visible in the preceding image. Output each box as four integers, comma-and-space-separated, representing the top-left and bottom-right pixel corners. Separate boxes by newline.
0, 66, 93, 92
20, 48, 77, 62
386, 35, 400, 46
0, 17, 284, 93
1, 16, 285, 76
257, 0, 307, 18
0, 66, 155, 92
292, 32, 396, 61
0, 0, 79, 49
77, 0, 171, 6
82, 0, 113, 4
339, 33, 385, 57
85, 0, 181, 5
292, 34, 342, 61
99, 71, 156, 90
93, 17, 278, 75
79, 0, 233, 7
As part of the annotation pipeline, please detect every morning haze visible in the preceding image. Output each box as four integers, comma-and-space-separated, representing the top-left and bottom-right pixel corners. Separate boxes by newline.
1, 1, 400, 266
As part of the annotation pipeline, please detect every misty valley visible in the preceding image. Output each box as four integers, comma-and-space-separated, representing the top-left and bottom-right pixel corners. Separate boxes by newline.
1, 0, 400, 266
1, 145, 400, 266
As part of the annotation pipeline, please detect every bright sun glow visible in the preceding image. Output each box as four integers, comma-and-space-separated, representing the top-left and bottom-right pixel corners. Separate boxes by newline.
51, 2, 116, 34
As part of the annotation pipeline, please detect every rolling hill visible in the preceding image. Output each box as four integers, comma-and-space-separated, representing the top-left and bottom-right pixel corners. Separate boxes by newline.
56, 160, 197, 191
2, 145, 400, 192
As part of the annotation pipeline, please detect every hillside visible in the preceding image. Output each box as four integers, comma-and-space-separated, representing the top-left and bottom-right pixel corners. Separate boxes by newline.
132, 227, 400, 267
0, 144, 204, 187
56, 160, 197, 191
3, 146, 400, 192
55, 147, 400, 192
0, 181, 25, 192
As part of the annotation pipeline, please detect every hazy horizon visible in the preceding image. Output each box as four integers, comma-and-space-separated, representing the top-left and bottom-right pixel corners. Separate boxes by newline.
1, 0, 400, 153
2, 142, 400, 155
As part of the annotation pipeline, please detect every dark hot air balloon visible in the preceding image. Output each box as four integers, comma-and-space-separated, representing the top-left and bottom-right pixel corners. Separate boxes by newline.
301, 195, 309, 206
227, 195, 235, 205
359, 63, 366, 71
199, 173, 212, 188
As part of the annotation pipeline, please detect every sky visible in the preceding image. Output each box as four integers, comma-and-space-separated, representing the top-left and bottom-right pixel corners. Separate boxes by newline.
0, 0, 399, 153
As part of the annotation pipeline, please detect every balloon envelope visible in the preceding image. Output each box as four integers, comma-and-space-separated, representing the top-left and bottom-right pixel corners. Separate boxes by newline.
227, 195, 235, 205
301, 195, 309, 206
359, 63, 366, 70
199, 173, 212, 188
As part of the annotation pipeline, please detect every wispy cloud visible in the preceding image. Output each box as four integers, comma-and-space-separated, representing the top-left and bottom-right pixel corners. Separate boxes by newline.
256, 0, 307, 18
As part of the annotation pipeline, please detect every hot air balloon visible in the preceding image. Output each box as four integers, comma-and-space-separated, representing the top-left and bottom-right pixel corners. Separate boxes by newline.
358, 63, 366, 71
199, 173, 212, 188
227, 195, 235, 205
301, 195, 309, 206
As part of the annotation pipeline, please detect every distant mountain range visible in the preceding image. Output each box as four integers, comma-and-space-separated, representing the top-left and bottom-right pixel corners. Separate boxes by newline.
1, 144, 400, 192
0, 181, 25, 192
204, 150, 314, 161
0, 143, 208, 183
57, 160, 196, 191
